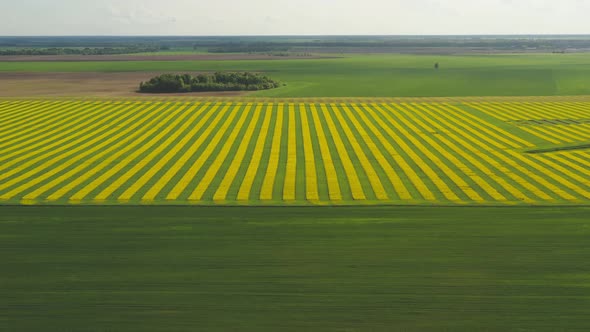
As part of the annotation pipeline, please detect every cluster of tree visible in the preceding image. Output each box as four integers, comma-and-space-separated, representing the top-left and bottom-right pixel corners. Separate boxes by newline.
139, 72, 283, 93
0, 46, 161, 56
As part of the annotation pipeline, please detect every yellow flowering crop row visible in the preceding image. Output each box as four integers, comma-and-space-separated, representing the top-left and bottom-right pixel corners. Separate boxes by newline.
402, 103, 506, 201
0, 102, 161, 199
309, 104, 342, 201
165, 103, 238, 201
28, 102, 189, 202
0, 101, 79, 140
348, 104, 412, 200
142, 103, 229, 201
412, 103, 534, 202
213, 104, 263, 201
0, 100, 588, 205
298, 104, 320, 201
91, 103, 199, 201
332, 104, 388, 200
283, 104, 298, 201
115, 103, 209, 201
189, 104, 253, 201
394, 103, 486, 202
259, 103, 284, 200
425, 103, 554, 201
359, 104, 435, 201
320, 104, 366, 200
236, 104, 274, 201
441, 103, 584, 201
0, 101, 117, 164
376, 103, 461, 202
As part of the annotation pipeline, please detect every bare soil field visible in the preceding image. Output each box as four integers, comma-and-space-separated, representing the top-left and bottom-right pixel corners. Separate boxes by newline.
0, 54, 333, 62
0, 72, 249, 98
3, 71, 590, 102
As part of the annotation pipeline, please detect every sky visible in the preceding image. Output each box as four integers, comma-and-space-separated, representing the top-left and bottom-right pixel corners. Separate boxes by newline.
1, 0, 589, 36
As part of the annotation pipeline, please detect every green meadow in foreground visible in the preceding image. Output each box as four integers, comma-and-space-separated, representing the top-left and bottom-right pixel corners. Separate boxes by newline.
2, 53, 590, 97
1, 206, 589, 331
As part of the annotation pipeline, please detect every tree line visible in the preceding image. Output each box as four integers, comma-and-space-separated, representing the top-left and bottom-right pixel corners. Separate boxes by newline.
139, 72, 283, 93
0, 46, 161, 56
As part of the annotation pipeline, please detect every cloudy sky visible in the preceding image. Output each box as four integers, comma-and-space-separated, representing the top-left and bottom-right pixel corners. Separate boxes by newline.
1, 0, 589, 35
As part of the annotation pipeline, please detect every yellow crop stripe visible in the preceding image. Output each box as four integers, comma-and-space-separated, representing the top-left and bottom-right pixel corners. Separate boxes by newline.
260, 103, 284, 200
141, 103, 227, 201
26, 103, 185, 201
166, 103, 239, 200
321, 104, 366, 200
412, 103, 534, 203
377, 104, 460, 202
0, 100, 96, 154
403, 103, 505, 202
298, 104, 319, 201
359, 104, 434, 201
1, 102, 170, 200
236, 104, 274, 201
213, 104, 263, 201
283, 104, 298, 201
309, 104, 342, 201
189, 104, 254, 201
334, 104, 389, 200
0, 102, 143, 189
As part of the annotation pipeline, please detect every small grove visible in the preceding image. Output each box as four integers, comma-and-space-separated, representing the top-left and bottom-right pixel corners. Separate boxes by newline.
139, 72, 283, 93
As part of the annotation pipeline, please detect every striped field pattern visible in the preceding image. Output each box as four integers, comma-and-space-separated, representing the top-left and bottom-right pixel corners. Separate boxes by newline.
0, 99, 589, 205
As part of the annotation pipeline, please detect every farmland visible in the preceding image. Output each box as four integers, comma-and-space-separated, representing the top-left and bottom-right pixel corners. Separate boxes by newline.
2, 205, 590, 331
0, 99, 588, 206
2, 35, 590, 331
2, 53, 590, 98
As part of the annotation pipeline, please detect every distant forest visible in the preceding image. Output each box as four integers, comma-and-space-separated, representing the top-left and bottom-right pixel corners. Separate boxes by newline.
202, 39, 590, 53
139, 72, 282, 93
2, 36, 590, 54
0, 46, 162, 56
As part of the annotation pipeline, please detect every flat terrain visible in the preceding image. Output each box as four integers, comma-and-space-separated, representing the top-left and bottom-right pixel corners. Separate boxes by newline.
0, 53, 329, 62
1, 205, 589, 331
2, 44, 590, 331
0, 72, 249, 98
1, 99, 588, 206
2, 54, 590, 97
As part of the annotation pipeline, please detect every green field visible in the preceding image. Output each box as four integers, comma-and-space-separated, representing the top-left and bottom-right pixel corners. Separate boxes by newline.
3, 53, 590, 97
1, 206, 589, 331
1, 99, 589, 206
2, 48, 590, 331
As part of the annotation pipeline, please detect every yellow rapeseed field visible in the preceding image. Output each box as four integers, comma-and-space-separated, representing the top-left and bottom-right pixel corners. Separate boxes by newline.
0, 99, 588, 205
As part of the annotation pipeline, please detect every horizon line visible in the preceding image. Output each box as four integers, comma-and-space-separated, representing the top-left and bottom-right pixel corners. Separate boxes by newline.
2, 34, 590, 38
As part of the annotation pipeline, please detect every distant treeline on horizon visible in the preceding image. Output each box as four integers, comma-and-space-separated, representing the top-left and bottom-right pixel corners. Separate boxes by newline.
0, 46, 162, 56
2, 35, 590, 53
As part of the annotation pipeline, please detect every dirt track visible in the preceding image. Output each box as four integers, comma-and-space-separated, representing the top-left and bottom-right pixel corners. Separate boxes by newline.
0, 54, 333, 62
